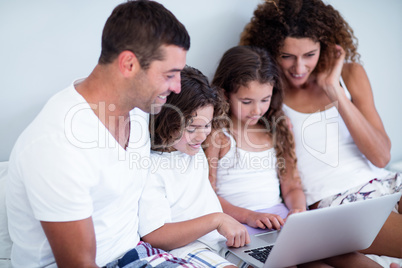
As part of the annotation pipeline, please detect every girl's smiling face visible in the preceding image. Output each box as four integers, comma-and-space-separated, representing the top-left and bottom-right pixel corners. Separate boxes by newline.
172, 105, 213, 156
277, 37, 321, 88
229, 81, 273, 127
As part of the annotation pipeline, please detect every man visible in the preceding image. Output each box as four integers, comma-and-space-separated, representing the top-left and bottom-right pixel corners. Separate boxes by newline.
6, 1, 191, 267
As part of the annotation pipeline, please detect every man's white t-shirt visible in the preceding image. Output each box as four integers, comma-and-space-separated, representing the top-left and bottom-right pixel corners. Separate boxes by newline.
6, 80, 150, 267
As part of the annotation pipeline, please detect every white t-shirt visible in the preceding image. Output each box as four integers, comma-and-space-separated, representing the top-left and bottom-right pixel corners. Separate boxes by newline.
282, 78, 389, 205
216, 131, 282, 211
6, 80, 150, 267
138, 149, 226, 253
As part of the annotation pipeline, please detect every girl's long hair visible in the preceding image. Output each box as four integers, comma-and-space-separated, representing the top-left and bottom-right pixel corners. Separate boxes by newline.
212, 45, 296, 175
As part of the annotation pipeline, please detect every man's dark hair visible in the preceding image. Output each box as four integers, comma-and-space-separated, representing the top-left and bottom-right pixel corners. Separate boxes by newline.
99, 0, 190, 69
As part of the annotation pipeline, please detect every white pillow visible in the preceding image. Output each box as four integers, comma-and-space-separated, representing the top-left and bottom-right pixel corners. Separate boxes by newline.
0, 161, 12, 259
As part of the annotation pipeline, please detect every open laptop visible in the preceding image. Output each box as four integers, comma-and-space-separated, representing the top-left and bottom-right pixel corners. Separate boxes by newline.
228, 192, 401, 268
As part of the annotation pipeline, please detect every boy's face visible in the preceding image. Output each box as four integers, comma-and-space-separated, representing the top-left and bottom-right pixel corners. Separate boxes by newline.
173, 105, 214, 156
132, 44, 187, 114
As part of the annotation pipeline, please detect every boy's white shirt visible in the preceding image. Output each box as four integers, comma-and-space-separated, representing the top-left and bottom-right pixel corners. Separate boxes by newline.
138, 148, 226, 253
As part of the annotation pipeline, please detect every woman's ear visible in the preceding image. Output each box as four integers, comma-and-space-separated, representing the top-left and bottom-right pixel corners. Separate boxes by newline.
118, 50, 141, 77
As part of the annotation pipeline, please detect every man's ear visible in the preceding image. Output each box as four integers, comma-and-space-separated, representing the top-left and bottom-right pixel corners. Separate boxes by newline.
118, 50, 141, 77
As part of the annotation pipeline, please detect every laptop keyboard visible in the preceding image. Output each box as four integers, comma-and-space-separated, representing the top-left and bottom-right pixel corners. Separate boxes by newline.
244, 245, 274, 263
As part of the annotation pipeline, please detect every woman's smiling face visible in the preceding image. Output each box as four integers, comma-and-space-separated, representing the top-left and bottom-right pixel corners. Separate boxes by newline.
277, 37, 321, 88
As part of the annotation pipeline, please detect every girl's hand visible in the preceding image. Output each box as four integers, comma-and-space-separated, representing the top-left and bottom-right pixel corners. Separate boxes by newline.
287, 208, 305, 215
216, 213, 250, 248
316, 44, 346, 101
285, 208, 306, 221
246, 211, 285, 230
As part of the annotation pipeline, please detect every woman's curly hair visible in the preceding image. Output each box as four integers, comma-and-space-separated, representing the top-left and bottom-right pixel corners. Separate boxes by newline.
212, 45, 296, 175
150, 65, 228, 152
240, 0, 360, 74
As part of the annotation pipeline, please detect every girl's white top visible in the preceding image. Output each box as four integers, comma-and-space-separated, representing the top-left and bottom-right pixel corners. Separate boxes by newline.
216, 130, 282, 211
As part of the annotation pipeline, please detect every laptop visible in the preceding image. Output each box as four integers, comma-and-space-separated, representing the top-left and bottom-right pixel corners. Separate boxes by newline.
228, 192, 401, 268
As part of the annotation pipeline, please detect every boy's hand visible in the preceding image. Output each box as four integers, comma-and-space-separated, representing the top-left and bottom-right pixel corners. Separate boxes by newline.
216, 213, 251, 248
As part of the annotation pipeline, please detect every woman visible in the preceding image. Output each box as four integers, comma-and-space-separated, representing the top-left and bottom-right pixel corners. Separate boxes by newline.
239, 0, 402, 259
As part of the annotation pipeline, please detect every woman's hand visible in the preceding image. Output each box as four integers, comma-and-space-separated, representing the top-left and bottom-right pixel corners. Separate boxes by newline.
287, 208, 305, 215
316, 44, 346, 101
285, 208, 306, 221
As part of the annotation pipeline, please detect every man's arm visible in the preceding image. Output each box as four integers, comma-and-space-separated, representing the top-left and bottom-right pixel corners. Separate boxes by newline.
41, 217, 99, 268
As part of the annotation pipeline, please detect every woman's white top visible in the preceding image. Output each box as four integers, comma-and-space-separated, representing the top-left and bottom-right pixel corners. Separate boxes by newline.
216, 131, 282, 211
282, 78, 388, 205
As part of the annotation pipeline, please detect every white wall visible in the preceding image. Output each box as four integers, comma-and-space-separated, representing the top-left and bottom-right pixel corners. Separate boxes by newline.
1, 0, 401, 165
324, 0, 402, 167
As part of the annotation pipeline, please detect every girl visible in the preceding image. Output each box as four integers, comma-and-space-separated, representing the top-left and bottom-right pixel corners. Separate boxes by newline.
205, 45, 306, 230
239, 0, 402, 260
138, 65, 250, 268
204, 45, 383, 267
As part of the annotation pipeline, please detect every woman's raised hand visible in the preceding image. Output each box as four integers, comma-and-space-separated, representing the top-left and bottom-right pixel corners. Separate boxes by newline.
316, 44, 346, 101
